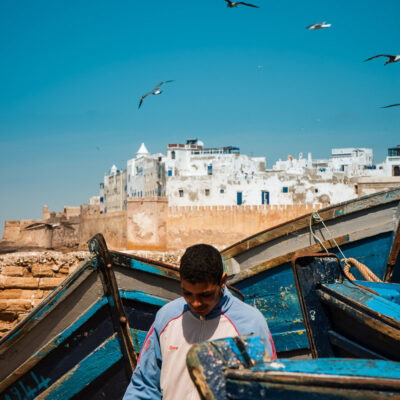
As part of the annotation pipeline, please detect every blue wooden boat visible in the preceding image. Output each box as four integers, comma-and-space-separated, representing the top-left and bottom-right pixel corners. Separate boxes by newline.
186, 335, 400, 400
185, 254, 400, 399
221, 187, 400, 355
2, 188, 400, 398
0, 234, 181, 400
292, 253, 400, 360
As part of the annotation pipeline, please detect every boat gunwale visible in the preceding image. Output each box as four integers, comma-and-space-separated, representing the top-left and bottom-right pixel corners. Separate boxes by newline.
0, 254, 97, 349
225, 368, 400, 390
0, 249, 179, 350
221, 187, 400, 260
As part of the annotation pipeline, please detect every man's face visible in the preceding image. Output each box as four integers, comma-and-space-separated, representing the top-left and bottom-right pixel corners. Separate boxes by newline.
181, 277, 226, 317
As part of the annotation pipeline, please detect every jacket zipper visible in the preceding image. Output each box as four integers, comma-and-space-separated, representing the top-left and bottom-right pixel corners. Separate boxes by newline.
198, 316, 205, 342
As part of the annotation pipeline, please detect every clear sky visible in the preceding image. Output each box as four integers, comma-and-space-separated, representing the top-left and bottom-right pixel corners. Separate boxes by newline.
0, 0, 399, 236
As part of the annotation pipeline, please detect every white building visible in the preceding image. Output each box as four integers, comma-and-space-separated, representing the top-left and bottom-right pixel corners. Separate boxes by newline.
102, 165, 127, 213
165, 139, 273, 206
127, 143, 165, 198
273, 148, 375, 178
377, 145, 400, 177
330, 148, 373, 174
97, 140, 400, 212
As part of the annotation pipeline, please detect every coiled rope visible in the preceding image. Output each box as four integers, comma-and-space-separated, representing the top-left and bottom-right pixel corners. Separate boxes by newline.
343, 257, 382, 282
309, 211, 382, 283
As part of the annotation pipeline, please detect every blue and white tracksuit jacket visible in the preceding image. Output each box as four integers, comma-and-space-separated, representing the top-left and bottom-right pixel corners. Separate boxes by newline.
123, 288, 276, 400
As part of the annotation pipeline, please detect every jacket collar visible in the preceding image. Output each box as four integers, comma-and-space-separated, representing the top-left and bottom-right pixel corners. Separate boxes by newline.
185, 286, 233, 320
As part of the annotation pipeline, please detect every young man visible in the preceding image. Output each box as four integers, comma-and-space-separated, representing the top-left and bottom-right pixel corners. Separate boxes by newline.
123, 244, 276, 400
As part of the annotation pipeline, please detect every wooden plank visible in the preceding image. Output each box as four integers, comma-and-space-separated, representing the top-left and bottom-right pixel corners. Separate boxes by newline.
385, 210, 400, 281
222, 188, 400, 260
327, 330, 388, 360
35, 333, 122, 400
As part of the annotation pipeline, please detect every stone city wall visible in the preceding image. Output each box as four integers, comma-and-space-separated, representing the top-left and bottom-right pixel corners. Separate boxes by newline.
3, 220, 36, 242
126, 197, 168, 251
0, 251, 89, 338
79, 204, 127, 250
166, 203, 321, 250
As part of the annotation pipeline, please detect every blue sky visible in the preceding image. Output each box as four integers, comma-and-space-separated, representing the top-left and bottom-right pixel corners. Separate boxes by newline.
0, 0, 399, 236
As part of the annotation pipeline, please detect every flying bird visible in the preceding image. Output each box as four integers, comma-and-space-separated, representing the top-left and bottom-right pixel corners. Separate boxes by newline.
364, 54, 400, 66
381, 103, 400, 108
24, 221, 75, 230
138, 80, 174, 109
224, 0, 259, 8
306, 22, 331, 30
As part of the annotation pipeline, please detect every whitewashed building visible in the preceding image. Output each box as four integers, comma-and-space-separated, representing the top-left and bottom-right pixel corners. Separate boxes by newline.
127, 143, 165, 198
102, 165, 127, 213
97, 140, 400, 212
377, 145, 400, 177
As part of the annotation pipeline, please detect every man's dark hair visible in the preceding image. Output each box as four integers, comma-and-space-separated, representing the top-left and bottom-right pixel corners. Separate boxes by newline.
180, 244, 223, 284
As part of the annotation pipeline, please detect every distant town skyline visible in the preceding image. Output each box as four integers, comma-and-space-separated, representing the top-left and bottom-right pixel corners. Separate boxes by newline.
1, 0, 399, 236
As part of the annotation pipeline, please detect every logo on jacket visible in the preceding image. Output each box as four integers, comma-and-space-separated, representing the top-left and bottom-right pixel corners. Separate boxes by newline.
169, 345, 179, 350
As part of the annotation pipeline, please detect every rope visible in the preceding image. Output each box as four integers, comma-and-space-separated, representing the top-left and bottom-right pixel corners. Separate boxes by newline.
310, 212, 348, 262
309, 212, 330, 254
343, 257, 383, 282
310, 211, 382, 283
227, 284, 245, 301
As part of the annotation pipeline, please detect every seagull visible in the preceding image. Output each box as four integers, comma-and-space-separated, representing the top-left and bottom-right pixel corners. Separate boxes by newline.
224, 0, 259, 8
138, 80, 174, 109
306, 22, 331, 30
24, 221, 74, 230
381, 103, 400, 108
364, 54, 400, 66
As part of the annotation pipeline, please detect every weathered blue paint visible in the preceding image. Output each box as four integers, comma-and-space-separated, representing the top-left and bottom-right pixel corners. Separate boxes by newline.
36, 297, 109, 358
1, 372, 51, 400
328, 231, 393, 281
356, 281, 400, 304
1, 299, 115, 400
254, 358, 400, 378
120, 290, 168, 307
293, 254, 400, 360
235, 262, 309, 353
232, 231, 396, 354
325, 281, 400, 321
187, 336, 400, 400
127, 259, 174, 278
40, 334, 122, 400
129, 328, 147, 350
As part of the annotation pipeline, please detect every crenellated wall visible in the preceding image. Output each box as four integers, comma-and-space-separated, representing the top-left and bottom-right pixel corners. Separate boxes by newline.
3, 201, 327, 252
166, 203, 322, 250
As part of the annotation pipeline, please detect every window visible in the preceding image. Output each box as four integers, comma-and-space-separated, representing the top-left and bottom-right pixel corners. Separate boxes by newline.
171, 151, 176, 160
208, 165, 213, 175
100, 197, 104, 203
237, 192, 243, 205
179, 190, 184, 197
261, 191, 269, 205
205, 189, 210, 196
394, 166, 400, 176
220, 189, 225, 194
168, 169, 173, 177
282, 187, 288, 193
315, 188, 319, 193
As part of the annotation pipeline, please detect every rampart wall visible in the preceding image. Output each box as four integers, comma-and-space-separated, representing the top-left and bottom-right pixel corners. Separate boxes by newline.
166, 203, 321, 250
79, 205, 127, 250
